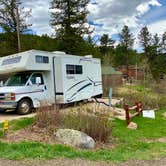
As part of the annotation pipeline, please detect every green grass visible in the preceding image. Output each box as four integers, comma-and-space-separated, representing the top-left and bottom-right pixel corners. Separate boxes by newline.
130, 84, 152, 93
0, 117, 34, 138
10, 118, 34, 131
0, 110, 166, 162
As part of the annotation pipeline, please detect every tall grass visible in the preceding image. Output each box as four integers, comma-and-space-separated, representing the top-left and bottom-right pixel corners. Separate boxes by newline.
35, 105, 112, 143
115, 85, 166, 109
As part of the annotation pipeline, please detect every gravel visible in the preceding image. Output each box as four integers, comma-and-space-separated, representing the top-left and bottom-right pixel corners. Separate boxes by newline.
0, 157, 166, 166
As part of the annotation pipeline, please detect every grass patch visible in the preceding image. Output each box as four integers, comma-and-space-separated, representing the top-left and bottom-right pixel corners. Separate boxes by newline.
0, 118, 34, 138
0, 110, 166, 162
10, 118, 34, 131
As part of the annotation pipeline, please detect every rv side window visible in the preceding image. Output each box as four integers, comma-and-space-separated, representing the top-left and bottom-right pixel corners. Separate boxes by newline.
66, 65, 75, 74
30, 73, 44, 85
66, 65, 83, 75
76, 65, 82, 74
36, 56, 49, 63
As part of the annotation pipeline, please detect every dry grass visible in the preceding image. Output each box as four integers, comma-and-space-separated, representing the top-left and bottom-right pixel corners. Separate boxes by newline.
35, 104, 113, 143
115, 85, 166, 109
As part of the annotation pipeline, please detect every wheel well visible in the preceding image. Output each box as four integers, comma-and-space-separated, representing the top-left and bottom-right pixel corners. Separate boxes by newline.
18, 97, 34, 108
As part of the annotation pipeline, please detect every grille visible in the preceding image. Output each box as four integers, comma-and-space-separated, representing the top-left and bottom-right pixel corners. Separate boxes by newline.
0, 93, 5, 100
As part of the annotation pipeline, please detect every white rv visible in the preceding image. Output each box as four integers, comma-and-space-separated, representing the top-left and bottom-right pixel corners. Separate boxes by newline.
0, 50, 102, 114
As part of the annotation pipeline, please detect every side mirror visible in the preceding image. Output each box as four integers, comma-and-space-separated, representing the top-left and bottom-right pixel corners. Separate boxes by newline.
36, 77, 42, 85
0, 81, 3, 87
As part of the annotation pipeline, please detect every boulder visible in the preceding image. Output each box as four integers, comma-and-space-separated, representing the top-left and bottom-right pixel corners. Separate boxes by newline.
55, 129, 95, 149
127, 122, 138, 130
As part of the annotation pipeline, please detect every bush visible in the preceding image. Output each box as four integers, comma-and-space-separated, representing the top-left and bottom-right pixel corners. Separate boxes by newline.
35, 105, 62, 132
115, 85, 166, 109
36, 105, 113, 143
62, 108, 112, 143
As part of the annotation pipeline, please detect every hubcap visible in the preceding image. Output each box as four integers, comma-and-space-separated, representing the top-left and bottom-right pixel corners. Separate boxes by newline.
20, 102, 30, 113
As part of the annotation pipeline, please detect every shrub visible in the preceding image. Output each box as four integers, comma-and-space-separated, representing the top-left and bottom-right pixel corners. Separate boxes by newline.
35, 105, 113, 143
35, 105, 62, 132
62, 108, 112, 143
115, 85, 166, 109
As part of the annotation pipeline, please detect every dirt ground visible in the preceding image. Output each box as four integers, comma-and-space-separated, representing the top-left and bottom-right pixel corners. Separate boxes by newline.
0, 111, 36, 123
0, 157, 166, 166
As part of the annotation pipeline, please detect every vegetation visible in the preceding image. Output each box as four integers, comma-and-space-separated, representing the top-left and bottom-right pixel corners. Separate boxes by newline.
0, 109, 166, 162
115, 84, 166, 109
139, 26, 166, 80
36, 105, 112, 143
0, 1, 165, 81
50, 0, 90, 54
0, 0, 32, 52
0, 117, 34, 138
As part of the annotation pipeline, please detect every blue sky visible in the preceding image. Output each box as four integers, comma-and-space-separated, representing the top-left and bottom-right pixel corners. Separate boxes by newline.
22, 0, 166, 50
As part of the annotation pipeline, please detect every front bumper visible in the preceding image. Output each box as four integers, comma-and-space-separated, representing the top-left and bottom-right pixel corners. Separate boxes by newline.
0, 101, 17, 109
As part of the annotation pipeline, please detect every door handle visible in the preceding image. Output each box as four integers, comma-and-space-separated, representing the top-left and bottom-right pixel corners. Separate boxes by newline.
44, 85, 47, 90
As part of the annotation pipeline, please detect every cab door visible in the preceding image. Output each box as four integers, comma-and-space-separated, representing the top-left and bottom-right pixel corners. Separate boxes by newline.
29, 73, 48, 103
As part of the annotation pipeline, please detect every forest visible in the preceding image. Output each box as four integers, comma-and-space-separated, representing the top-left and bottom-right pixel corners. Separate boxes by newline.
0, 0, 165, 81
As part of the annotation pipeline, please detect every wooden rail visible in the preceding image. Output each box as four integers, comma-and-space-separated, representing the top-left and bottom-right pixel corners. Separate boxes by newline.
124, 102, 143, 126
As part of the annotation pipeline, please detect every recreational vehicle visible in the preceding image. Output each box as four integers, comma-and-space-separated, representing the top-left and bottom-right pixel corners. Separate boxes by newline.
0, 50, 102, 114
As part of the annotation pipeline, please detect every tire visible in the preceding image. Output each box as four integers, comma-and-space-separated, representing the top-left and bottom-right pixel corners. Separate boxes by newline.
0, 108, 6, 113
17, 99, 32, 115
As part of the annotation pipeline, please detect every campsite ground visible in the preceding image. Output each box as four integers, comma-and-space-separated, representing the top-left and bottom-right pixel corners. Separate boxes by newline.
0, 84, 165, 165
1, 157, 166, 166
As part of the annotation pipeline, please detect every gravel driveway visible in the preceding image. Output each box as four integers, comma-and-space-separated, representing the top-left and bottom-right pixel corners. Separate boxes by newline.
0, 157, 166, 166
0, 111, 36, 123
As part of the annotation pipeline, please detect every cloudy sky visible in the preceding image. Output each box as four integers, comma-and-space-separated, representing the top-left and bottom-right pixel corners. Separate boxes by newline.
23, 0, 166, 49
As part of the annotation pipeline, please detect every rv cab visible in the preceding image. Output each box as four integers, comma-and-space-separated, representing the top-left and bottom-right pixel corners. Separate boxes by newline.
0, 72, 48, 114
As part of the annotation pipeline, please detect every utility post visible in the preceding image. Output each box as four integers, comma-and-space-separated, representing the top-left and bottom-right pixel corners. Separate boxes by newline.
16, 3, 21, 52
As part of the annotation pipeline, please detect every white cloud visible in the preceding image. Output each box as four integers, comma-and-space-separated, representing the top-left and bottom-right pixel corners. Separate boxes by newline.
21, 0, 163, 45
88, 0, 162, 37
136, 0, 161, 15
148, 19, 166, 35
22, 0, 53, 36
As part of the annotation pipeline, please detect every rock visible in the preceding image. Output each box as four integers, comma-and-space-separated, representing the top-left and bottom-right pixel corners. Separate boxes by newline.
127, 122, 138, 130
55, 129, 95, 149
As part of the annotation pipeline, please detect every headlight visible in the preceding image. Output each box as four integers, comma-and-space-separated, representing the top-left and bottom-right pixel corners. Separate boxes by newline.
4, 93, 15, 101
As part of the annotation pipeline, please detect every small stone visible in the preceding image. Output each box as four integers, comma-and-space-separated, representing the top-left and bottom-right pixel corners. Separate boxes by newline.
127, 122, 137, 130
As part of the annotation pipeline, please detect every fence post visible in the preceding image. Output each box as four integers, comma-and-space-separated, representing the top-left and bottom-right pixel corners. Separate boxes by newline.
109, 88, 112, 110
3, 120, 9, 138
124, 104, 130, 125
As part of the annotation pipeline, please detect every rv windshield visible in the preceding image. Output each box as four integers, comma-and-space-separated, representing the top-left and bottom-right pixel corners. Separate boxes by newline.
5, 73, 31, 86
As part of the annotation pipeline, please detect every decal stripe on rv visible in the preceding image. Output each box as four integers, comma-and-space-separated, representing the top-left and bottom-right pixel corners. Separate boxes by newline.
15, 90, 44, 95
67, 80, 87, 92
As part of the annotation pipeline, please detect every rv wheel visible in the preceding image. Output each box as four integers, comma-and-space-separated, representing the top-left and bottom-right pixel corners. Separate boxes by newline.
17, 99, 32, 115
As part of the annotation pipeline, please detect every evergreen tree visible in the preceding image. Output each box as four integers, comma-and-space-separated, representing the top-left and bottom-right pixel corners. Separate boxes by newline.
0, 0, 31, 52
118, 25, 135, 75
100, 34, 115, 65
50, 0, 90, 54
138, 26, 152, 59
161, 32, 166, 53
119, 25, 135, 50
139, 27, 166, 81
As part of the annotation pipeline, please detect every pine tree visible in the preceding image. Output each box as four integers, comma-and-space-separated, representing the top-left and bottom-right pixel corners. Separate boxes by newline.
118, 25, 135, 76
138, 26, 152, 57
100, 34, 115, 65
50, 0, 90, 54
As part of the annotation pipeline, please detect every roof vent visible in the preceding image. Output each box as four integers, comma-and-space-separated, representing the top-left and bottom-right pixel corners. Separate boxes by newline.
52, 51, 66, 55
85, 55, 93, 58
